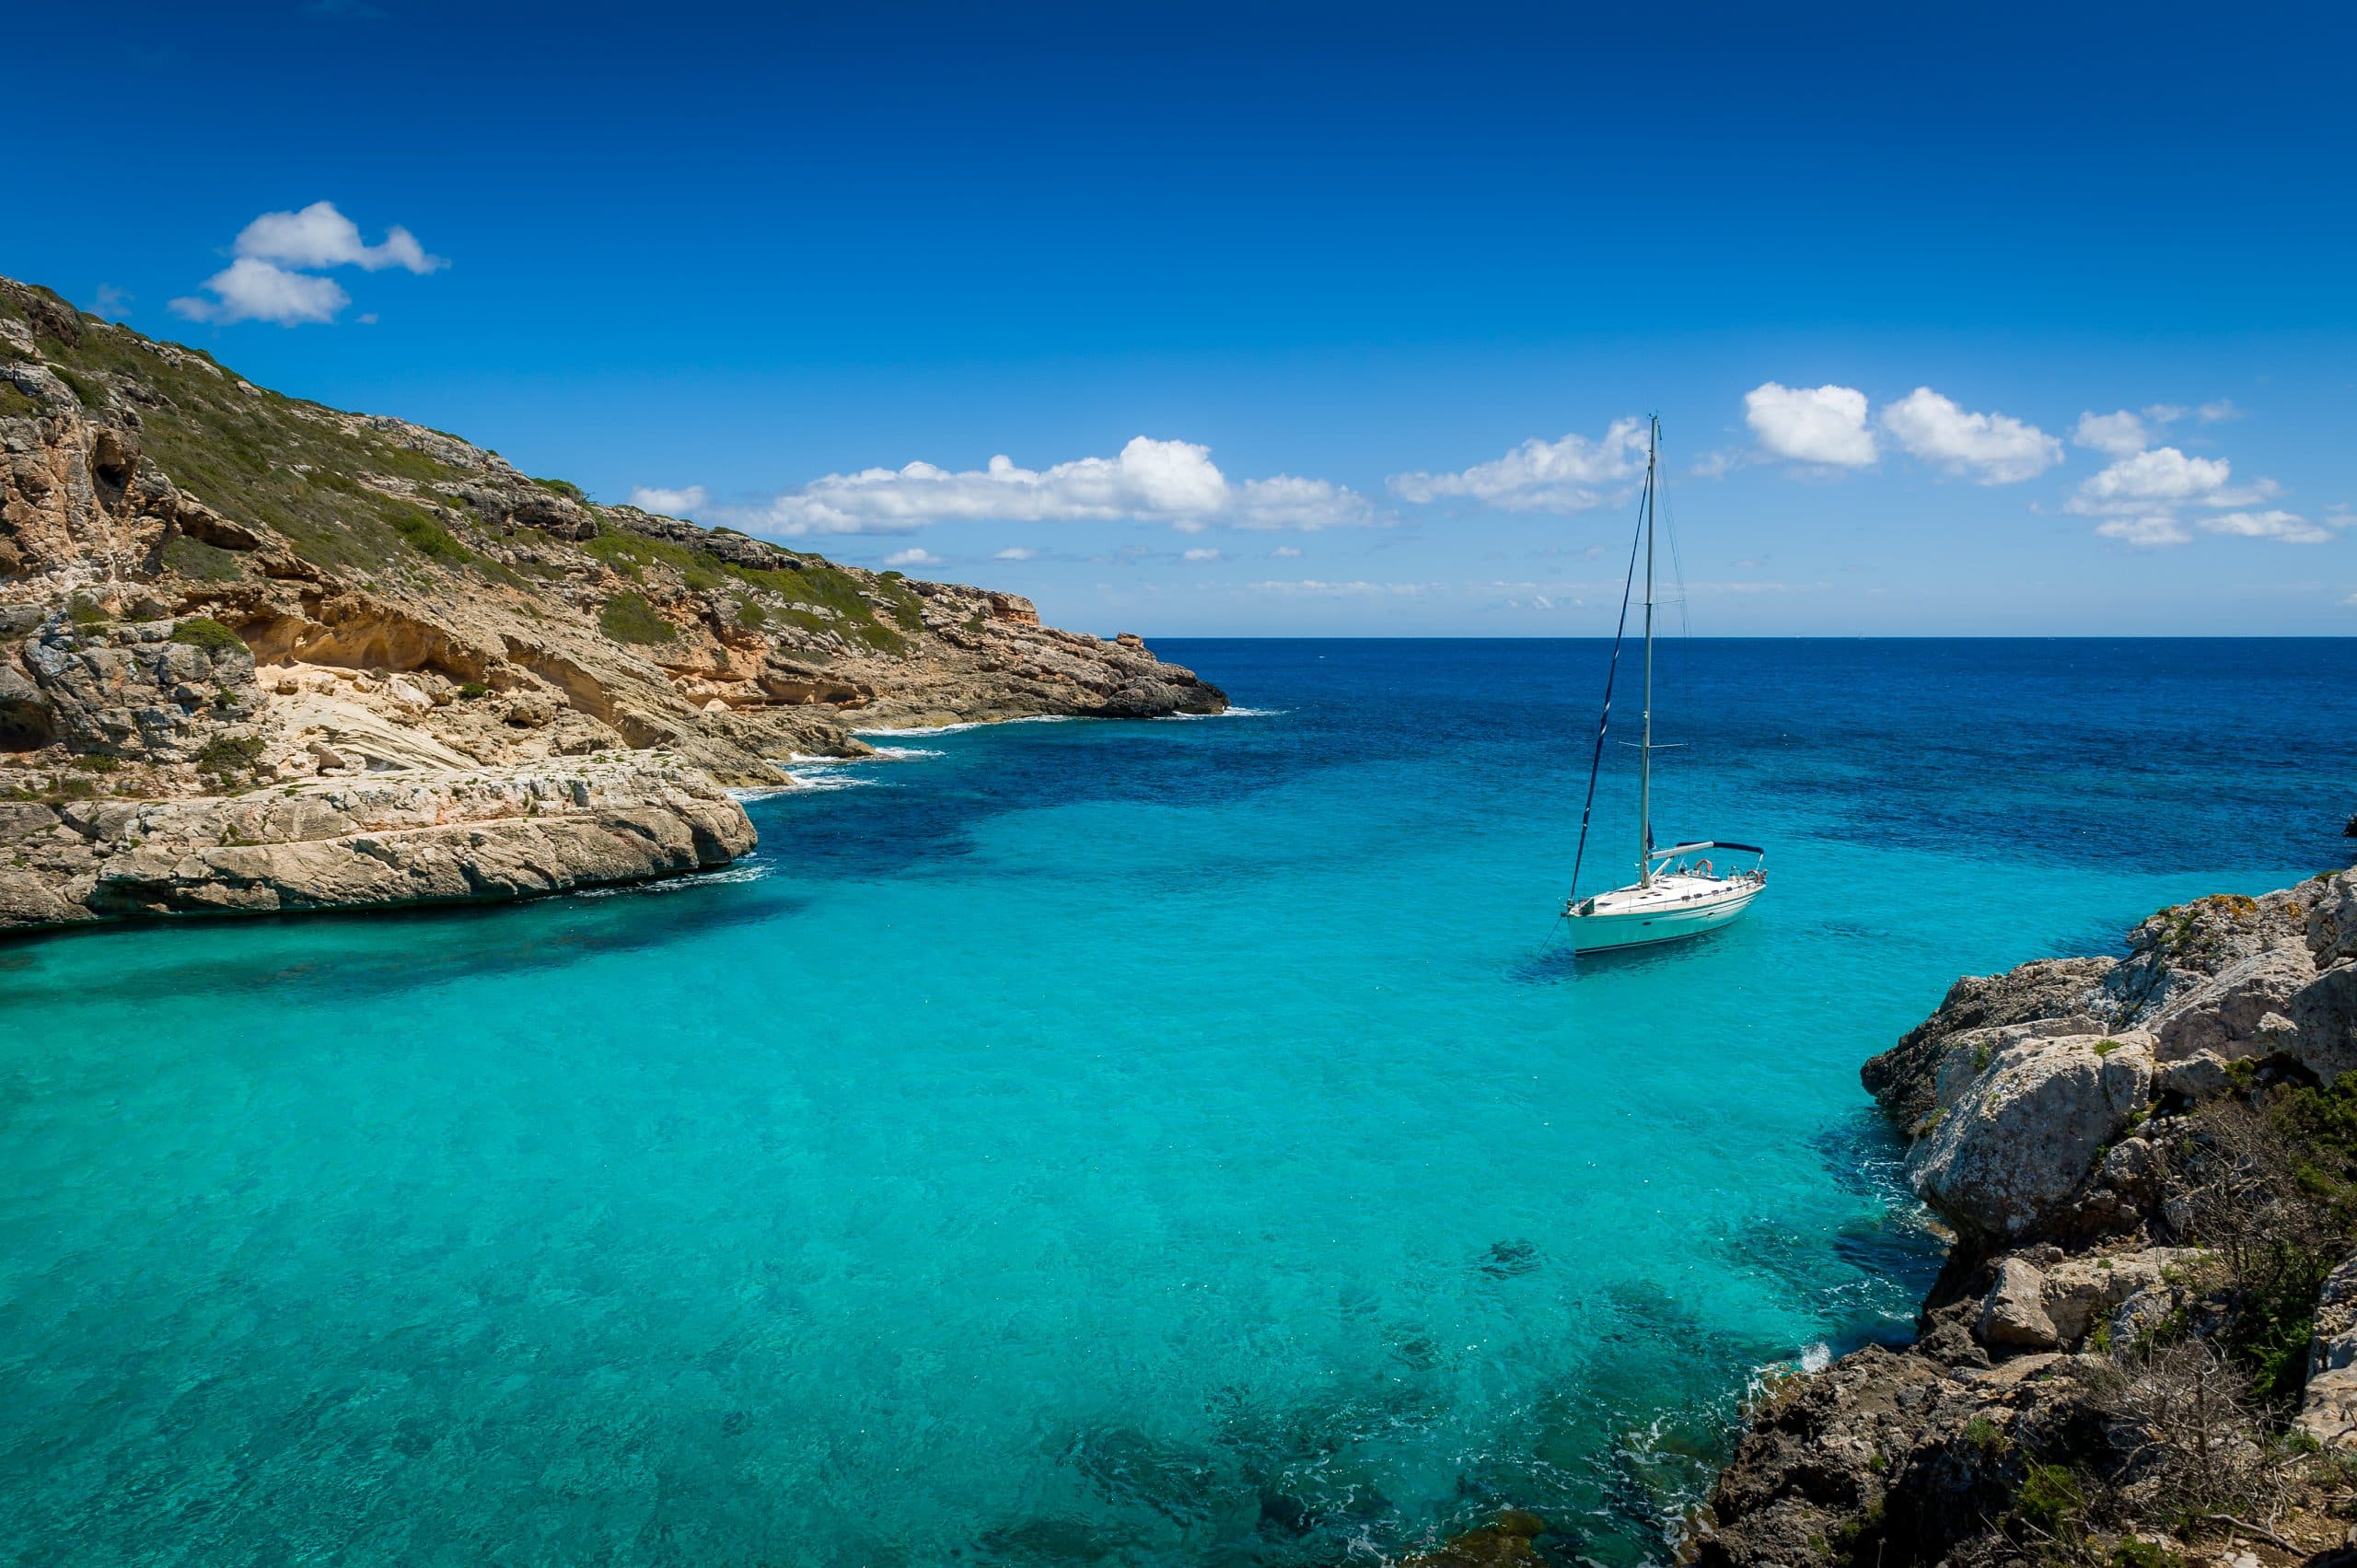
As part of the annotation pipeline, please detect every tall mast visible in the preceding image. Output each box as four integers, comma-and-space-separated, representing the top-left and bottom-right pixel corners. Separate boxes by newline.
1638, 415, 1656, 887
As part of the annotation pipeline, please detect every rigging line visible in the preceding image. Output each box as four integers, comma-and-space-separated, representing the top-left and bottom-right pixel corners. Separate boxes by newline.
1563, 457, 1647, 911
1661, 468, 1690, 641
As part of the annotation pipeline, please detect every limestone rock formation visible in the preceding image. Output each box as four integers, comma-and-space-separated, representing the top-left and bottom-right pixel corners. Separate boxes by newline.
1699, 861, 2357, 1568
1907, 1031, 2154, 1243
1860, 957, 2115, 1128
0, 273, 1225, 930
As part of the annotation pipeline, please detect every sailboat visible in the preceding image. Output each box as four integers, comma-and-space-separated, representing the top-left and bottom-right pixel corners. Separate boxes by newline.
1562, 416, 1766, 954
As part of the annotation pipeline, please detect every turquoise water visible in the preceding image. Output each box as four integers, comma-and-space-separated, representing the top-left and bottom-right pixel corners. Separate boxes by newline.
4, 639, 2351, 1567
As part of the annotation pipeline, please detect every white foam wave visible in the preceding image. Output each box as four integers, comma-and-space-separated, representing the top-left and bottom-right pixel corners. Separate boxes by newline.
575, 863, 769, 897
863, 746, 944, 761
781, 769, 879, 792
1158, 704, 1285, 721
852, 714, 1080, 738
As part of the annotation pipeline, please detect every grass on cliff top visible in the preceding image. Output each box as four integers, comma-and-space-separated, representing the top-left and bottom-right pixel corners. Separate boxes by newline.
7, 281, 918, 642
598, 590, 677, 645
9, 297, 512, 583
169, 617, 250, 656
161, 534, 245, 582
581, 521, 918, 655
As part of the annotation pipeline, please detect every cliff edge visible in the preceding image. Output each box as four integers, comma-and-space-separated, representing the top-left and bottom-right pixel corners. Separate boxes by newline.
1695, 864, 2357, 1568
0, 277, 1224, 930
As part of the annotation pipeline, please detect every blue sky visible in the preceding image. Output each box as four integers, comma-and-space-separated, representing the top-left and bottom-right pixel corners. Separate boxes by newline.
8, 1, 2353, 634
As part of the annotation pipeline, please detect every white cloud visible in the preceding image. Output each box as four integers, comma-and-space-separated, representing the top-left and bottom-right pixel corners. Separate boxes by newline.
234, 201, 446, 274
2067, 446, 2239, 513
2199, 510, 2335, 544
629, 483, 707, 516
90, 284, 132, 320
1744, 382, 1875, 467
2073, 410, 2150, 458
170, 258, 350, 326
2095, 516, 2192, 548
1181, 547, 1221, 561
1271, 545, 1302, 558
882, 547, 941, 567
170, 202, 444, 327
737, 436, 1373, 537
1879, 388, 2061, 483
1236, 474, 1375, 529
1387, 418, 1648, 511
2080, 400, 2239, 456
2067, 415, 2298, 548
992, 546, 1037, 561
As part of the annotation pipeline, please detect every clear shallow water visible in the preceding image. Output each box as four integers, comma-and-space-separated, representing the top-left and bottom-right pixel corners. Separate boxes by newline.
3, 638, 2351, 1568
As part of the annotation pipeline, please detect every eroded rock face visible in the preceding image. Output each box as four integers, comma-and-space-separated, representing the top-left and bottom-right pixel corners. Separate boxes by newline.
2289, 965, 2357, 1086
1860, 958, 2117, 1129
7, 614, 260, 762
0, 752, 752, 928
2107, 888, 2313, 1021
2150, 945, 2317, 1061
2305, 871, 2357, 967
1907, 1032, 2154, 1244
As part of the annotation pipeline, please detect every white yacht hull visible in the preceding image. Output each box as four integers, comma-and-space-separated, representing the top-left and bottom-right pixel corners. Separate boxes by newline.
1565, 873, 1764, 953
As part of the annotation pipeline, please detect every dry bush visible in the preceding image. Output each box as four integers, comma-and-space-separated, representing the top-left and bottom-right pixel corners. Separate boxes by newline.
2090, 1340, 2294, 1528
2155, 1096, 2345, 1406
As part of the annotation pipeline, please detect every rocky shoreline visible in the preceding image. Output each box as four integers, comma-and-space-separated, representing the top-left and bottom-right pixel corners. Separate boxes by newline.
1689, 865, 2357, 1568
1, 273, 1225, 934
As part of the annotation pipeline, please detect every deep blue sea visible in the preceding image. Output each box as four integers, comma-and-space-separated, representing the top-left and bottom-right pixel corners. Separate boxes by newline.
4, 639, 2351, 1568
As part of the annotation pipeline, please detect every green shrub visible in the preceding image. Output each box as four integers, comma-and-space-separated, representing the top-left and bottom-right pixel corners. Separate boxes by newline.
383, 501, 471, 564
72, 752, 122, 772
531, 476, 589, 504
53, 366, 107, 409
457, 680, 490, 700
2109, 1539, 2183, 1568
67, 595, 108, 628
2014, 1463, 2083, 1536
169, 617, 248, 656
163, 534, 245, 582
192, 733, 264, 776
1962, 1415, 2007, 1453
598, 591, 676, 645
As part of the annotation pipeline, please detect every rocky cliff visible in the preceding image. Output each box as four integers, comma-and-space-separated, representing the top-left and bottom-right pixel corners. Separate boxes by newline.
0, 276, 1224, 930
1694, 866, 2357, 1568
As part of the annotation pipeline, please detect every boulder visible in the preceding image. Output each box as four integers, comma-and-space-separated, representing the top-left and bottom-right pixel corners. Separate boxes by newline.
1907, 1032, 2154, 1243
1978, 1258, 2058, 1350
2288, 964, 2357, 1086
2150, 945, 2317, 1060
2037, 1248, 2190, 1345
2305, 872, 2357, 966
